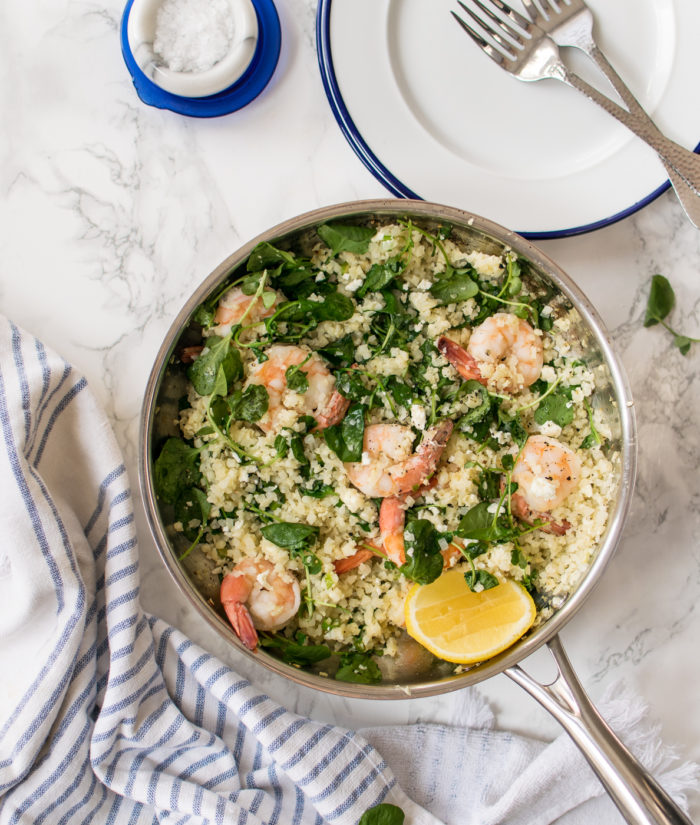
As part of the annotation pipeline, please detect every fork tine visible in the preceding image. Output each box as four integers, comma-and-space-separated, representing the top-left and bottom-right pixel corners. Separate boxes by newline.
477, 0, 533, 31
454, 3, 519, 57
520, 0, 541, 21
468, 0, 528, 45
450, 12, 512, 64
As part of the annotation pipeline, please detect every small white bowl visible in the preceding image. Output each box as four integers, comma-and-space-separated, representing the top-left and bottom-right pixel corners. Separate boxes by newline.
127, 0, 259, 98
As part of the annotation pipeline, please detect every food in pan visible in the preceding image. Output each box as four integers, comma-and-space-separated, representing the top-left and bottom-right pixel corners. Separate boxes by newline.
154, 219, 614, 682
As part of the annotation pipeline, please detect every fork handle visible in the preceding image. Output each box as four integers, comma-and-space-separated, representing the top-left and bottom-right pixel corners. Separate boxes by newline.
584, 46, 700, 227
552, 62, 700, 193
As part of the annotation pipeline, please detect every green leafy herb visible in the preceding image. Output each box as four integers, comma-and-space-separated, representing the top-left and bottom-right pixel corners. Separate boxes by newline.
533, 389, 574, 428
464, 569, 499, 592
260, 521, 320, 551
153, 438, 202, 505
359, 803, 405, 825
643, 274, 699, 355
246, 241, 297, 273
312, 291, 355, 322
317, 223, 376, 256
323, 402, 366, 462
227, 384, 269, 422
174, 487, 210, 540
318, 334, 356, 368
259, 632, 331, 666
357, 257, 404, 298
285, 362, 310, 394
302, 481, 336, 499
187, 335, 243, 397
580, 399, 602, 449
336, 369, 367, 402
456, 501, 510, 544
429, 267, 479, 305
335, 650, 382, 685
400, 518, 444, 585
456, 380, 492, 427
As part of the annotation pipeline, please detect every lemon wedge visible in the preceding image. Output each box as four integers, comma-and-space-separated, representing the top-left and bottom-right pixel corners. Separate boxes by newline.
404, 570, 536, 664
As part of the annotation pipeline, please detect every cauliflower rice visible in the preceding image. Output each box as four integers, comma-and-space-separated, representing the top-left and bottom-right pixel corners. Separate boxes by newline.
156, 219, 615, 680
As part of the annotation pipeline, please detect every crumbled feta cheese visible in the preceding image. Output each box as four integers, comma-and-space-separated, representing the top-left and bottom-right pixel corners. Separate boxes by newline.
538, 420, 562, 438
540, 365, 557, 383
410, 404, 427, 430
346, 278, 363, 293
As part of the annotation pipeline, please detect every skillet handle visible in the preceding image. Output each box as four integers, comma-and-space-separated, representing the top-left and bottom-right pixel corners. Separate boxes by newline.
505, 634, 692, 825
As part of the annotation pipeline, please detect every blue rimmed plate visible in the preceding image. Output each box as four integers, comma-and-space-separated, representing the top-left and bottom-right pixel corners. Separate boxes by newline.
316, 0, 700, 238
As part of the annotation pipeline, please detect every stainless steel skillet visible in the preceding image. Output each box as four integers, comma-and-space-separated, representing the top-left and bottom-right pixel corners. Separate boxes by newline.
139, 200, 690, 825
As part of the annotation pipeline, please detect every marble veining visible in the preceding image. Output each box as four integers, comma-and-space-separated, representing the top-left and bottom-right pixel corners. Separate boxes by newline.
1, 0, 698, 819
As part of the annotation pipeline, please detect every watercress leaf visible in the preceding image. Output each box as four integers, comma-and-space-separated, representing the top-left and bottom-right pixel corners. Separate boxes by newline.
465, 569, 499, 592
456, 502, 508, 543
258, 633, 331, 666
386, 376, 414, 408
335, 650, 382, 685
228, 384, 269, 422
260, 522, 319, 550
498, 412, 528, 447
359, 803, 405, 825
273, 434, 289, 459
456, 380, 492, 426
153, 438, 202, 505
187, 336, 243, 397
289, 434, 309, 473
674, 334, 692, 355
533, 391, 574, 428
323, 402, 366, 462
429, 269, 478, 305
174, 487, 210, 542
357, 259, 401, 298
400, 518, 443, 585
317, 223, 375, 256
247, 241, 296, 273
335, 370, 366, 401
644, 274, 675, 327
286, 363, 309, 393
193, 304, 215, 329
302, 481, 335, 499
311, 291, 355, 322
318, 334, 356, 368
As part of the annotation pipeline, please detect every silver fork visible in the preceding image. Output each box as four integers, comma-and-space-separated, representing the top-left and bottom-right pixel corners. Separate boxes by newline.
452, 0, 700, 227
519, 0, 700, 225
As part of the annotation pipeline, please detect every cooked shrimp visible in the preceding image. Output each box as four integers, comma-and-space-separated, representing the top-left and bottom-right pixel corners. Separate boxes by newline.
213, 286, 281, 335
379, 497, 408, 566
220, 558, 301, 650
510, 435, 581, 535
436, 337, 487, 386
345, 420, 453, 499
333, 545, 377, 574
439, 312, 543, 391
245, 345, 349, 433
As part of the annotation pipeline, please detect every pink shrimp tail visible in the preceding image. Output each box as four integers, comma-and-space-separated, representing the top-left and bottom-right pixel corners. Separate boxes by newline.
510, 492, 571, 536
180, 345, 203, 364
333, 546, 377, 574
224, 602, 259, 650
437, 336, 487, 386
313, 390, 351, 431
379, 497, 407, 566
221, 572, 259, 650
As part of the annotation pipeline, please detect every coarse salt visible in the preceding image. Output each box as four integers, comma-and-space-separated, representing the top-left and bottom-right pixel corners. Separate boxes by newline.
154, 0, 235, 73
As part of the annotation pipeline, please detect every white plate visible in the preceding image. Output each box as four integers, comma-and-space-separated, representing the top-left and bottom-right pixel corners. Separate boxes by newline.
317, 0, 700, 238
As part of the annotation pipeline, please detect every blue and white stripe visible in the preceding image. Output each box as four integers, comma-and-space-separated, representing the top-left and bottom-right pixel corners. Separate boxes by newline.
0, 319, 436, 825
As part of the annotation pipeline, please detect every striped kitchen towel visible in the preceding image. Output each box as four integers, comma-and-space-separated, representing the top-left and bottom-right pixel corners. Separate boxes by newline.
0, 316, 697, 825
0, 318, 438, 825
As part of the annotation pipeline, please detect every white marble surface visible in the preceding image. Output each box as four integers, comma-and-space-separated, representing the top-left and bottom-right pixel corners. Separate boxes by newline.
1, 0, 699, 820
